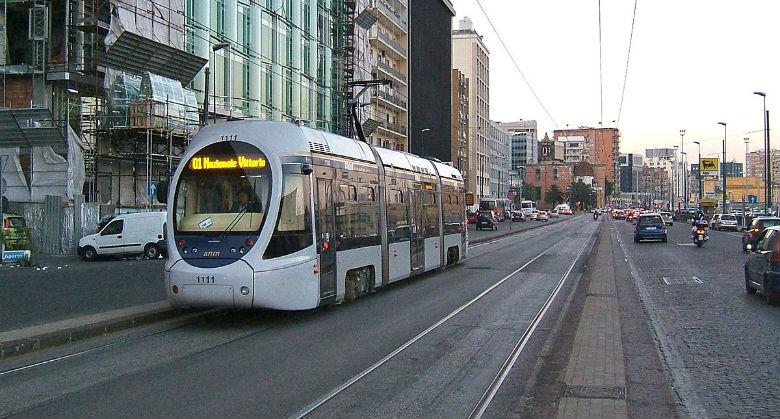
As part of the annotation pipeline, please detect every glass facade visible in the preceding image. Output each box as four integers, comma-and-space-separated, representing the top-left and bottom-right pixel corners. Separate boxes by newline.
185, 0, 341, 132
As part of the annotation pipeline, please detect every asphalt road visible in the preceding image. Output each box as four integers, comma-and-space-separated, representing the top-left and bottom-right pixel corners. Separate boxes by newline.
612, 218, 780, 418
0, 214, 596, 418
0, 215, 570, 333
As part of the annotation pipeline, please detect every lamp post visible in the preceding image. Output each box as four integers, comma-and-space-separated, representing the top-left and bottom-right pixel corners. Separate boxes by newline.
718, 122, 727, 212
420, 128, 431, 158
500, 162, 509, 200
211, 42, 230, 124
681, 151, 688, 209
754, 91, 769, 213
673, 145, 679, 211
680, 129, 686, 209
693, 141, 702, 204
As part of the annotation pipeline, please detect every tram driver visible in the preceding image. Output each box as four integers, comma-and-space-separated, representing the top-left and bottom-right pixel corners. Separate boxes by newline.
232, 187, 262, 213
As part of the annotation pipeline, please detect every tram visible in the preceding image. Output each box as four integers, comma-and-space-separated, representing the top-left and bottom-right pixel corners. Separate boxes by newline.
161, 121, 467, 310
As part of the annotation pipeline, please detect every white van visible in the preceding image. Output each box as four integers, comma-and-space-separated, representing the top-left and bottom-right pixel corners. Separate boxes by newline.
78, 212, 167, 261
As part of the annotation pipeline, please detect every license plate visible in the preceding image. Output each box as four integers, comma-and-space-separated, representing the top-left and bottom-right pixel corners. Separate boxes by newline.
698, 235, 704, 240
646, 227, 656, 230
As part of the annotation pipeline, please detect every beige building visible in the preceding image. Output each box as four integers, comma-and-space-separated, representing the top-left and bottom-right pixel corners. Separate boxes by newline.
451, 69, 470, 189
352, 0, 409, 151
452, 17, 490, 198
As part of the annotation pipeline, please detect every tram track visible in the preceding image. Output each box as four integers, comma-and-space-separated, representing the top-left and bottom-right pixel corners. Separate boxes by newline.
1, 216, 586, 381
0, 217, 594, 419
291, 217, 596, 418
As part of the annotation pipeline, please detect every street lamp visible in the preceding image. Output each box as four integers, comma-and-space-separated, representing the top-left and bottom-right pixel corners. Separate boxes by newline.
754, 91, 769, 212
500, 162, 509, 200
420, 128, 431, 157
211, 42, 230, 124
693, 141, 702, 203
673, 145, 679, 211
718, 122, 727, 212
680, 129, 686, 209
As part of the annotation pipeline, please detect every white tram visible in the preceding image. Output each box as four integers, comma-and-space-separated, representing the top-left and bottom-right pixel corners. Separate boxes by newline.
163, 121, 467, 310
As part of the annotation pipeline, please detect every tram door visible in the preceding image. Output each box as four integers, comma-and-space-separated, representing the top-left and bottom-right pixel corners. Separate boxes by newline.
409, 190, 425, 273
316, 178, 337, 300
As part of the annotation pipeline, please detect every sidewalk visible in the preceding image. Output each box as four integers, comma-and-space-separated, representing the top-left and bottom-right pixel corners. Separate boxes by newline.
553, 220, 678, 418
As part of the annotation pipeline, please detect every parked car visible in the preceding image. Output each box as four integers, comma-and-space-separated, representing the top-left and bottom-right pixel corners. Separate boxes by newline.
467, 212, 478, 224
742, 217, 780, 251
537, 211, 549, 221
744, 226, 780, 305
633, 213, 668, 243
476, 211, 499, 231
78, 212, 167, 261
712, 213, 740, 231
660, 212, 674, 226
511, 210, 526, 222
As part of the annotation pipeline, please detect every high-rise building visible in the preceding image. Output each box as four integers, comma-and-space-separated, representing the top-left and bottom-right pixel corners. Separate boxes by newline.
489, 121, 511, 199
409, 0, 455, 160
184, 0, 344, 131
453, 17, 490, 198
553, 127, 620, 193
619, 153, 644, 193
498, 120, 538, 170
450, 69, 470, 182
746, 150, 780, 183
560, 135, 588, 163
720, 161, 744, 177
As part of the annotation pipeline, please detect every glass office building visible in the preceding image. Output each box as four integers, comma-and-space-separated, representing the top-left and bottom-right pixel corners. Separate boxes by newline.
184, 0, 342, 132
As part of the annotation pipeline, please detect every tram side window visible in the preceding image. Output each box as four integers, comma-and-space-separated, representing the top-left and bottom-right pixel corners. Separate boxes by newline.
443, 191, 463, 234
335, 183, 380, 250
424, 190, 440, 238
264, 173, 313, 259
387, 188, 410, 242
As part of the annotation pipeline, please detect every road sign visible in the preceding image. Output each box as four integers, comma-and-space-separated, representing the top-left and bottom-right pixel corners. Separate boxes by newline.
700, 158, 719, 176
148, 181, 159, 198
748, 195, 758, 204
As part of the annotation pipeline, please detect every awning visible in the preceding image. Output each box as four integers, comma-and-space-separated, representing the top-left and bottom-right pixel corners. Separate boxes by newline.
103, 30, 208, 85
0, 108, 66, 152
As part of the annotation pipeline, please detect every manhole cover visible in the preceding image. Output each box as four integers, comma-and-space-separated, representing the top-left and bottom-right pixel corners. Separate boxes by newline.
659, 276, 703, 285
587, 292, 616, 297
564, 385, 626, 400
466, 266, 493, 270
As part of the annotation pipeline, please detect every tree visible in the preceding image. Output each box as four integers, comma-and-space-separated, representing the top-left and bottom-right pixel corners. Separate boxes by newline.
545, 184, 565, 206
568, 180, 595, 209
523, 181, 540, 201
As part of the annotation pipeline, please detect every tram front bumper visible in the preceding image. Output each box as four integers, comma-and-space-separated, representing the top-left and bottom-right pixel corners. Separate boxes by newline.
165, 259, 255, 309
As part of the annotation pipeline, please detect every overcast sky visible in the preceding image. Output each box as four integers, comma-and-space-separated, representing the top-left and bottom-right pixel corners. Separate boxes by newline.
449, 0, 779, 165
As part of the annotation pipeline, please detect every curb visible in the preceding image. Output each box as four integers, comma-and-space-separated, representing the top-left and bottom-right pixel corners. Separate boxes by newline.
0, 302, 212, 360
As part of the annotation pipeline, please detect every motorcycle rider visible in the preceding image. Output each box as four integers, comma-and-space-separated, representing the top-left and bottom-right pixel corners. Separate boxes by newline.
691, 212, 707, 239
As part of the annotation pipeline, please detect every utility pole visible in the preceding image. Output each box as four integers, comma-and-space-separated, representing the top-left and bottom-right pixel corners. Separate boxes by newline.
680, 129, 686, 209
718, 122, 728, 212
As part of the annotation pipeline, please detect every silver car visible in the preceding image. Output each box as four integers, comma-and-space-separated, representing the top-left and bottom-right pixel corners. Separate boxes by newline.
713, 213, 740, 231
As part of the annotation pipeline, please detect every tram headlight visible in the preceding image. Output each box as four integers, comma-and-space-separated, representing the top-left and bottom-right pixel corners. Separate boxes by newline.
240, 286, 250, 295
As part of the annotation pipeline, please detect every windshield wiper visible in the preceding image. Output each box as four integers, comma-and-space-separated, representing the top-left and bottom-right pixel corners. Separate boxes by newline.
218, 207, 248, 240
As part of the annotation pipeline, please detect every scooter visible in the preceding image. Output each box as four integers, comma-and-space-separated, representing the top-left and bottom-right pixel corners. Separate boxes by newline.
593, 211, 599, 221
692, 220, 709, 247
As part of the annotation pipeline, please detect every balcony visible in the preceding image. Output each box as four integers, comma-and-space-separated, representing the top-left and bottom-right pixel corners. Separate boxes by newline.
374, 90, 407, 111
374, 1, 408, 33
369, 30, 407, 60
373, 60, 407, 85
377, 120, 407, 137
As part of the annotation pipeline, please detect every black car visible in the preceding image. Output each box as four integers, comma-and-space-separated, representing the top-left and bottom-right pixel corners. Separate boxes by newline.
744, 226, 780, 305
476, 211, 498, 231
742, 217, 780, 251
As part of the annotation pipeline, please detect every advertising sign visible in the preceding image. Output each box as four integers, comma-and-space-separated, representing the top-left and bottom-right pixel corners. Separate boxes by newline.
2, 250, 30, 263
700, 158, 719, 176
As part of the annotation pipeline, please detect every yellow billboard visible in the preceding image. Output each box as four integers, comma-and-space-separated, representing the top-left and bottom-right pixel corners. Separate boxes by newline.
700, 158, 719, 175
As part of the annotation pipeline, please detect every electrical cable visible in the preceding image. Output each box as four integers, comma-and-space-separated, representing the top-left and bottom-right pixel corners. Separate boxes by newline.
616, 0, 639, 128
598, 0, 604, 125
473, 0, 560, 130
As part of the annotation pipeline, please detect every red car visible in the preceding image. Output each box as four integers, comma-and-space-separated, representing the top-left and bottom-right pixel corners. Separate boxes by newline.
467, 212, 478, 224
742, 217, 780, 251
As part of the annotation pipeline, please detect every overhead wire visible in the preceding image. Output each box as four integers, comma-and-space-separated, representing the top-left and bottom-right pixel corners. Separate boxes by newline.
598, 0, 604, 125
473, 0, 560, 130
616, 0, 639, 128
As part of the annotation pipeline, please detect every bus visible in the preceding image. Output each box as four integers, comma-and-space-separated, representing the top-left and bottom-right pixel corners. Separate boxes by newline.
160, 120, 467, 310
520, 200, 537, 216
479, 198, 512, 221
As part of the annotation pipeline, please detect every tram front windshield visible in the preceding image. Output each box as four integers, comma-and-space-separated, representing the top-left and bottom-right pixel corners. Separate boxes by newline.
174, 142, 272, 235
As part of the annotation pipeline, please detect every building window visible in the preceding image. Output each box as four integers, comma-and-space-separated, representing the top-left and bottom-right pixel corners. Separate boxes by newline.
535, 169, 541, 181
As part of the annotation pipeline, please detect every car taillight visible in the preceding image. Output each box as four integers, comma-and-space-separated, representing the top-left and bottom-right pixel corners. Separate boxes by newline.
697, 229, 705, 234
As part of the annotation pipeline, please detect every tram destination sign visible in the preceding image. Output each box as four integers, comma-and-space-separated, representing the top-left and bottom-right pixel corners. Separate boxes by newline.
190, 155, 267, 171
